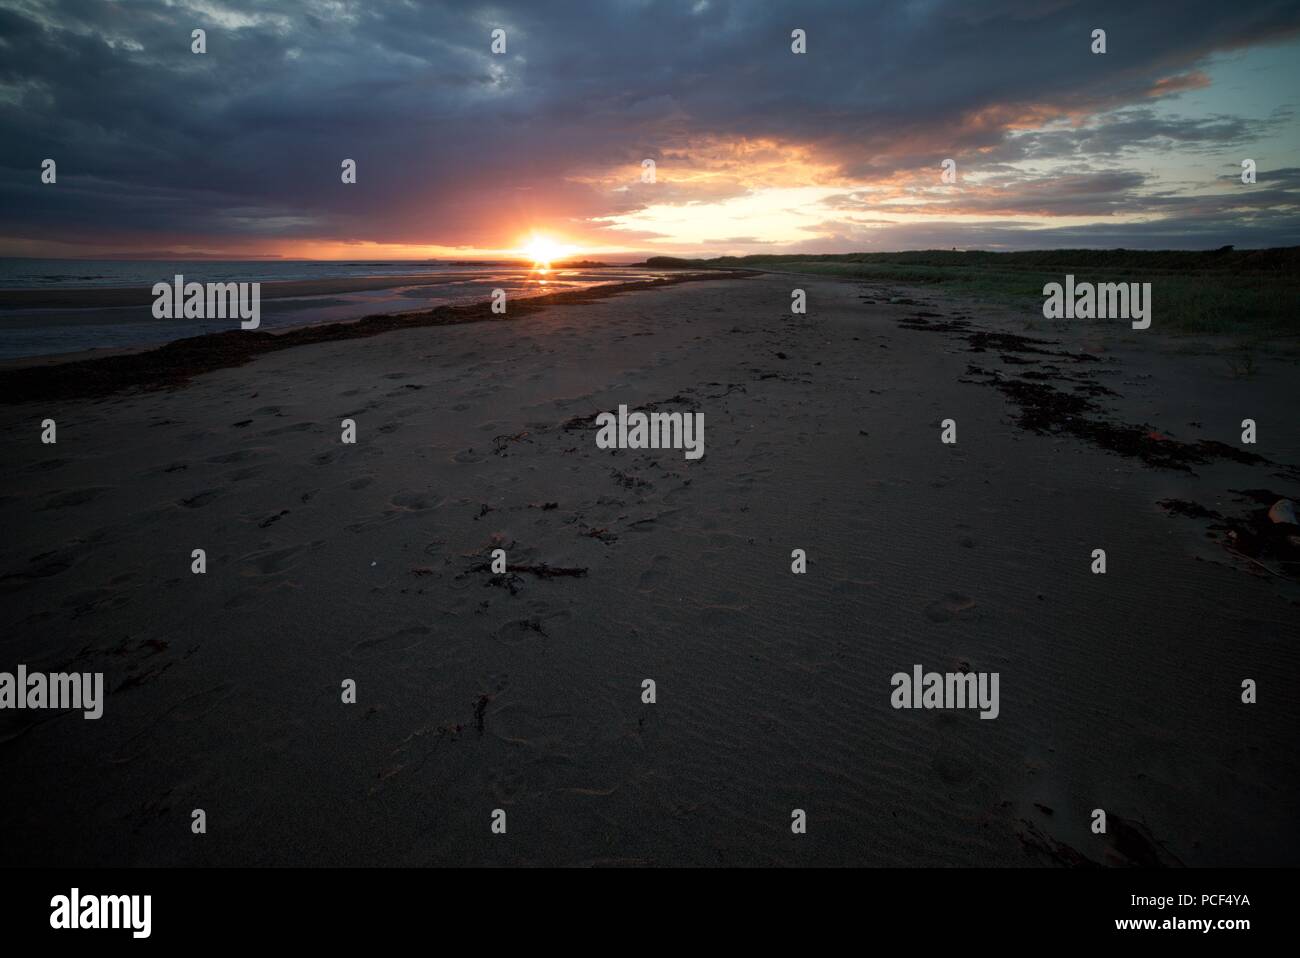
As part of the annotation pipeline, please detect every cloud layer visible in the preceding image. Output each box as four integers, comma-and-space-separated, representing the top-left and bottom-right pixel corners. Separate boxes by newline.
1, 0, 1298, 256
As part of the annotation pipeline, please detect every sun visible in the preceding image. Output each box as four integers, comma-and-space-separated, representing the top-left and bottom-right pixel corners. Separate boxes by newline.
520, 233, 573, 271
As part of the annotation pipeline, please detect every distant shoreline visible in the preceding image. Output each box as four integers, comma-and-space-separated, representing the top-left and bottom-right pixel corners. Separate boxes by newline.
0, 273, 497, 310
0, 263, 699, 364
0, 268, 751, 403
0, 265, 631, 310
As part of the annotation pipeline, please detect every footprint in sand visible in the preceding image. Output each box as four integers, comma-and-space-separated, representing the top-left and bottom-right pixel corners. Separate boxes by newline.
350, 625, 430, 657
262, 421, 315, 437
207, 448, 258, 464
494, 618, 549, 644
63, 587, 131, 618
106, 684, 237, 763
0, 549, 77, 588
167, 683, 235, 721
243, 541, 319, 576
256, 509, 290, 528
831, 577, 874, 595
932, 735, 978, 785
28, 458, 68, 472
177, 488, 221, 509
344, 510, 402, 534
390, 490, 442, 511
488, 767, 526, 802
42, 487, 112, 510
227, 465, 267, 482
223, 582, 284, 609
924, 593, 977, 623
637, 555, 672, 592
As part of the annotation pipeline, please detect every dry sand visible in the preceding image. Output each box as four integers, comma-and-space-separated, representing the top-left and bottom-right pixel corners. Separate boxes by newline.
0, 272, 1297, 866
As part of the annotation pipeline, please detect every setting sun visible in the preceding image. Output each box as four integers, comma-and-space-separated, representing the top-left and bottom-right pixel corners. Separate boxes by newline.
520, 233, 574, 270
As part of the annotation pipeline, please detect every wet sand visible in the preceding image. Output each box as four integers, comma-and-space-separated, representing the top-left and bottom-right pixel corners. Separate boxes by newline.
0, 272, 1297, 866
0, 273, 538, 310
0, 266, 709, 364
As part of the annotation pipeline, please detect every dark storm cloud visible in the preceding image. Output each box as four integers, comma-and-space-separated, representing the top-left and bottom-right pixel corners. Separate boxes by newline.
1, 0, 1298, 252
987, 107, 1294, 164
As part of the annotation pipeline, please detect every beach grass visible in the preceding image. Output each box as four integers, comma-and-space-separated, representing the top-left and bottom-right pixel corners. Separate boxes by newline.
644, 248, 1300, 340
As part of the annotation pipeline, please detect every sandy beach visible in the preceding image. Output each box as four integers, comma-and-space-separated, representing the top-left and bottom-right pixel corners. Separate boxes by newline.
0, 272, 1297, 867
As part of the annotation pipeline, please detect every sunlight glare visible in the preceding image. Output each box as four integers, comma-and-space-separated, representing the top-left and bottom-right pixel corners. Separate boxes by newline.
521, 233, 573, 271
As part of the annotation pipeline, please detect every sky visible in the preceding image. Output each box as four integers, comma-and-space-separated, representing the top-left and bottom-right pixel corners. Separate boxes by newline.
1, 0, 1298, 260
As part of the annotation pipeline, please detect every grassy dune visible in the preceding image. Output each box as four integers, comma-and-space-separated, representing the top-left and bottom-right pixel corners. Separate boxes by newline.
645, 248, 1300, 339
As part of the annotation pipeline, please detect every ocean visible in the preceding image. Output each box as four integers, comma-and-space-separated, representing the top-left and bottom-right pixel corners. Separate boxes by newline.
0, 259, 665, 360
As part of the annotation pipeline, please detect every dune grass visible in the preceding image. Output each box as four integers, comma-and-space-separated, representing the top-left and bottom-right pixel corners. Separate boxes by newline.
645, 249, 1300, 339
